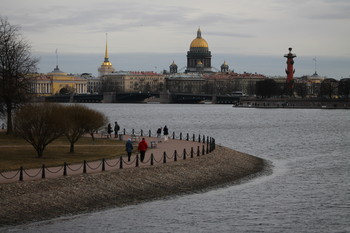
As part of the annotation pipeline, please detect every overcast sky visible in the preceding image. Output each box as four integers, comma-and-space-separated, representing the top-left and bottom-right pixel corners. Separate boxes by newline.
2, 0, 350, 78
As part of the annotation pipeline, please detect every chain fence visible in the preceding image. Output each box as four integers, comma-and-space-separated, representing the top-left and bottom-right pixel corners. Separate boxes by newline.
0, 129, 216, 182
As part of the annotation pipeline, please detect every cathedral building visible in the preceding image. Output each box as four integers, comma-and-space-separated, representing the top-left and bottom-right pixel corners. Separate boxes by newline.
185, 28, 212, 73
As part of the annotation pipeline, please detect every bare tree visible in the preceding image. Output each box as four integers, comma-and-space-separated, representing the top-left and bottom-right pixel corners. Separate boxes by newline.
320, 78, 338, 99
85, 108, 108, 141
13, 103, 65, 158
0, 17, 39, 134
63, 104, 108, 153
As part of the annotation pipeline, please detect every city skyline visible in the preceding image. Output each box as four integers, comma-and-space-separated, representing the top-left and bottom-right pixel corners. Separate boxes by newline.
2, 0, 350, 78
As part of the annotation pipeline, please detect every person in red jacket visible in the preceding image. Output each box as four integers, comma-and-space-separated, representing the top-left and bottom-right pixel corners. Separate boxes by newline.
138, 138, 148, 162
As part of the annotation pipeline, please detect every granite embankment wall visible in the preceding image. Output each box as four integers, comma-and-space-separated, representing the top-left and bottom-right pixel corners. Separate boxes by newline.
0, 145, 266, 226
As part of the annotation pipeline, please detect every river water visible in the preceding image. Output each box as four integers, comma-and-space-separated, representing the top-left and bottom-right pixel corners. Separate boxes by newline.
2, 104, 350, 232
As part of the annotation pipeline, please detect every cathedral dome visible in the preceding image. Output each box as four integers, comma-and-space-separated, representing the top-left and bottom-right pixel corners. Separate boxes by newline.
190, 28, 209, 49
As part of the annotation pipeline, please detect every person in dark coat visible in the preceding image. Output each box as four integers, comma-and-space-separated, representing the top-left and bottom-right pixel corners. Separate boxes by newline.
138, 138, 148, 162
163, 125, 169, 141
125, 138, 133, 161
107, 123, 113, 138
114, 122, 120, 138
157, 127, 162, 142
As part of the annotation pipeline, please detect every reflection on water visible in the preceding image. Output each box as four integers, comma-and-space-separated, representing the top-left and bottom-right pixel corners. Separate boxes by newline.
2, 105, 350, 233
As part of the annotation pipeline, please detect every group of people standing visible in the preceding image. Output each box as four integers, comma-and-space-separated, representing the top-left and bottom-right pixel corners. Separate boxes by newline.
106, 123, 169, 163
157, 125, 169, 142
125, 125, 169, 163
107, 122, 120, 139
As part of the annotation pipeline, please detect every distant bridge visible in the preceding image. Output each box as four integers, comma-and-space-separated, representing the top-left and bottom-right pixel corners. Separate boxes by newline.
171, 93, 240, 104
45, 92, 239, 104
45, 93, 160, 103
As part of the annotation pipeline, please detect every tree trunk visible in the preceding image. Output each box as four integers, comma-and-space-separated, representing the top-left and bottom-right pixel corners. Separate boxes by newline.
6, 103, 13, 135
70, 142, 75, 153
37, 148, 43, 158
90, 133, 95, 141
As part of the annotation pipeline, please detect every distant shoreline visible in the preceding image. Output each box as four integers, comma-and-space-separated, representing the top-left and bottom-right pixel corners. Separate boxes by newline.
0, 145, 267, 227
235, 98, 350, 109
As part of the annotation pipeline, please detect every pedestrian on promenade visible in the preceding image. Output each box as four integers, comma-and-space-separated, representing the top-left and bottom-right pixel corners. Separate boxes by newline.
125, 138, 133, 161
107, 123, 113, 138
138, 138, 148, 162
114, 121, 120, 139
163, 125, 169, 141
157, 127, 162, 143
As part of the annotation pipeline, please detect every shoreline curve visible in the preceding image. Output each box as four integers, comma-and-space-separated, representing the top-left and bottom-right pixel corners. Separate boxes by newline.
0, 145, 268, 227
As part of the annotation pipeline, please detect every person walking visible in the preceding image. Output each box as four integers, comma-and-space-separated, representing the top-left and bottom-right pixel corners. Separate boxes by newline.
157, 127, 162, 143
125, 138, 133, 161
114, 122, 120, 139
107, 123, 113, 138
138, 138, 148, 162
163, 125, 169, 141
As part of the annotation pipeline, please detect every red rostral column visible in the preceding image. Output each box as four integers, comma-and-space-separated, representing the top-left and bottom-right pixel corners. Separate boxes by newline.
284, 47, 296, 93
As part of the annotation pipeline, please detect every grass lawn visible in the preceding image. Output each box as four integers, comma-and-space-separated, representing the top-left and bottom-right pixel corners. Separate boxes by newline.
0, 132, 126, 171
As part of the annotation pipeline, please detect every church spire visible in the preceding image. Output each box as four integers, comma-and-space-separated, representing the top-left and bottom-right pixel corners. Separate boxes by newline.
104, 33, 109, 62
197, 27, 202, 38
98, 33, 115, 77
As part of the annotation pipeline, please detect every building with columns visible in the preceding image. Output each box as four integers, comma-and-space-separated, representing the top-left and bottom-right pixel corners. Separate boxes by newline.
30, 66, 88, 96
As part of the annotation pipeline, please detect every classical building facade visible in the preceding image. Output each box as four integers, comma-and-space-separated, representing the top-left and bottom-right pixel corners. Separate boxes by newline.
101, 71, 165, 93
165, 72, 266, 96
30, 66, 88, 96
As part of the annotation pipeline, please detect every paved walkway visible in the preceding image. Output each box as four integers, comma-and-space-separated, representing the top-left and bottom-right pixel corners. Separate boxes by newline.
0, 134, 208, 184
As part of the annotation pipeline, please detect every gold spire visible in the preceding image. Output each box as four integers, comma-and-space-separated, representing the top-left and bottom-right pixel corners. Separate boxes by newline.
101, 33, 112, 66
105, 33, 109, 61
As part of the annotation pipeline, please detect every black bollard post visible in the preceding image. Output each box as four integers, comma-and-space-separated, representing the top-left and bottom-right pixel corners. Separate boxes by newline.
42, 164, 46, 179
163, 152, 167, 163
123, 128, 126, 135
141, 129, 143, 136
186, 133, 189, 141
180, 132, 182, 140
132, 129, 135, 135
191, 147, 194, 158
119, 156, 123, 169
172, 131, 175, 139
149, 130, 151, 137
198, 134, 201, 142
102, 158, 105, 171
63, 162, 67, 176
206, 143, 209, 154
19, 166, 23, 181
174, 150, 177, 161
197, 146, 200, 156
202, 145, 205, 155
183, 148, 186, 160
203, 136, 205, 143
136, 154, 139, 167
83, 160, 87, 173
193, 134, 195, 142
151, 153, 154, 166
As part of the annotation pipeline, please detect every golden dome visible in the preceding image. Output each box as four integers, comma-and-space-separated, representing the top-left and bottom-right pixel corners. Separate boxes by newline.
190, 28, 208, 48
101, 61, 112, 66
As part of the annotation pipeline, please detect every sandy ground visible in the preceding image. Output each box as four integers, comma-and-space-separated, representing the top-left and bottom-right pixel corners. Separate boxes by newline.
0, 145, 267, 227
